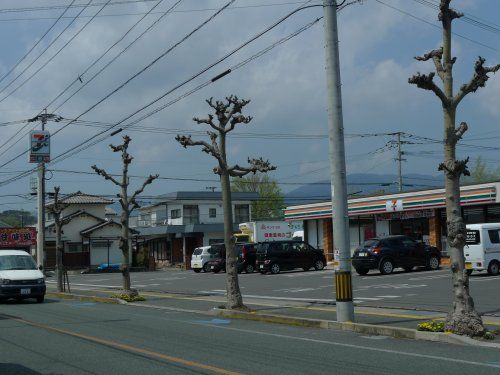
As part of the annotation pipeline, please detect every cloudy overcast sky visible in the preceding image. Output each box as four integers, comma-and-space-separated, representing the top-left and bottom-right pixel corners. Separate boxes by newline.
0, 0, 499, 210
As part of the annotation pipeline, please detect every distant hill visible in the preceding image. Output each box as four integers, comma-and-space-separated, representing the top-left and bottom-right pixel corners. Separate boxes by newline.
284, 173, 444, 205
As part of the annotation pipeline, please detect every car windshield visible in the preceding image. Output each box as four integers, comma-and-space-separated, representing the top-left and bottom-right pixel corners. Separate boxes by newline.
0, 255, 37, 271
193, 249, 203, 256
362, 239, 379, 248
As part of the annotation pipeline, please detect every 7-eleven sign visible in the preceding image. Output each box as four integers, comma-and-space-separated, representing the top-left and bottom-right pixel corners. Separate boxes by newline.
29, 130, 50, 163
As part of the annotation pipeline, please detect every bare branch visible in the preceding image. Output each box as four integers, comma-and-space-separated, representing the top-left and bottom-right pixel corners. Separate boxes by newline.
130, 174, 159, 203
110, 135, 131, 153
408, 72, 449, 105
415, 47, 445, 81
91, 165, 122, 187
454, 121, 468, 141
228, 157, 277, 178
439, 0, 463, 23
454, 56, 500, 106
438, 157, 470, 178
175, 134, 225, 167
193, 114, 223, 132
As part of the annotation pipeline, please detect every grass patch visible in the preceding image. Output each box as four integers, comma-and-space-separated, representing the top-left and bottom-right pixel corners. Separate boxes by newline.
110, 293, 146, 302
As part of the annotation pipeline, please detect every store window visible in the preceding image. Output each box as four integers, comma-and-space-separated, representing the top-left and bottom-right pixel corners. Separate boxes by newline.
66, 243, 83, 253
487, 205, 500, 223
183, 205, 199, 224
463, 207, 485, 224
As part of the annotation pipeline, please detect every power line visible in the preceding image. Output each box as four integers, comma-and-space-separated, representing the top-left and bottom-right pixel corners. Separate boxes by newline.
0, 0, 92, 98
0, 0, 113, 105
0, 0, 77, 87
0, 0, 158, 14
374, 0, 499, 53
0, 0, 236, 174
49, 0, 184, 112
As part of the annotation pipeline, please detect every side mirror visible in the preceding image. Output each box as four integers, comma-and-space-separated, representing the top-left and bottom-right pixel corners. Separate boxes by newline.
38, 265, 44, 271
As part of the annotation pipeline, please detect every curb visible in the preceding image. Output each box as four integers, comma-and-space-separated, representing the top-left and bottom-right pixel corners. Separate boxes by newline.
213, 308, 500, 348
46, 292, 126, 305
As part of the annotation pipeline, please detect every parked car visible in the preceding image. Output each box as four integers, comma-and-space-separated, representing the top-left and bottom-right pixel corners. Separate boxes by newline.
236, 243, 257, 273
255, 241, 326, 275
351, 235, 441, 276
0, 250, 46, 303
191, 244, 224, 273
464, 223, 500, 276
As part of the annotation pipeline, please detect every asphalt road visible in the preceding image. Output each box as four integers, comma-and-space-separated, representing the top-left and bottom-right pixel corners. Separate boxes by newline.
1, 298, 499, 374
50, 266, 500, 316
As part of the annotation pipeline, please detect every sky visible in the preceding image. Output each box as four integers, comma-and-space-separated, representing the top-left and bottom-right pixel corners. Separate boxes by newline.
0, 0, 499, 212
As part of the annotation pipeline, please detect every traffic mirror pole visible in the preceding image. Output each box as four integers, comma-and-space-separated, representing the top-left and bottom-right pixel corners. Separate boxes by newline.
323, 0, 354, 322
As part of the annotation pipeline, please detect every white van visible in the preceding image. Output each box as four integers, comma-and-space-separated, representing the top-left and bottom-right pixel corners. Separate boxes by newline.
464, 223, 500, 276
191, 246, 219, 273
0, 250, 46, 302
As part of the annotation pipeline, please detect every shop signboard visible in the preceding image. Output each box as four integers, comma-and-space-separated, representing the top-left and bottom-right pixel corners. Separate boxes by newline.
385, 199, 403, 212
29, 130, 50, 163
0, 227, 37, 247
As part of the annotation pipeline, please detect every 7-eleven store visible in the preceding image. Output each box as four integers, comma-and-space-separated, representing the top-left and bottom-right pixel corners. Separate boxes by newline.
285, 181, 500, 262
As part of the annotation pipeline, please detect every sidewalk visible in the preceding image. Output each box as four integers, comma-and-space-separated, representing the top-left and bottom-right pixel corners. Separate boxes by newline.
46, 284, 500, 346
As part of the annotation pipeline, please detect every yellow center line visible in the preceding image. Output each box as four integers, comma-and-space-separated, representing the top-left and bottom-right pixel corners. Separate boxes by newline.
7, 315, 243, 375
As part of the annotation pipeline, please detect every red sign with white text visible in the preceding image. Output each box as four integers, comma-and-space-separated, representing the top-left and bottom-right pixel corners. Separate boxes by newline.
0, 228, 37, 247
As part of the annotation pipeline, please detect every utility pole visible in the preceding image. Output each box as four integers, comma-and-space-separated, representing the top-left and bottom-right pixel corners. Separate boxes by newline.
36, 110, 47, 269
323, 0, 354, 322
395, 132, 406, 192
29, 110, 61, 269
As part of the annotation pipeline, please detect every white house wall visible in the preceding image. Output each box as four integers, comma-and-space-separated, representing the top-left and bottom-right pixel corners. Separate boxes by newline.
202, 232, 225, 246
45, 214, 103, 242
83, 224, 127, 267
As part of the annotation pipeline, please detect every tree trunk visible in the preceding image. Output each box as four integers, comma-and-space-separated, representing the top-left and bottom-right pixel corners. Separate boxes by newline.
221, 171, 244, 309
441, 15, 484, 336
120, 209, 132, 293
55, 220, 63, 293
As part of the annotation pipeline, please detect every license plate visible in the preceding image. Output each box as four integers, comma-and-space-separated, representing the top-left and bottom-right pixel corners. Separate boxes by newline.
465, 262, 472, 270
20, 288, 31, 295
358, 252, 367, 257
260, 265, 264, 269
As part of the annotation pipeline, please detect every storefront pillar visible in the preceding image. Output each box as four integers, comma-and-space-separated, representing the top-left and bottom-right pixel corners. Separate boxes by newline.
428, 210, 442, 251
323, 219, 333, 262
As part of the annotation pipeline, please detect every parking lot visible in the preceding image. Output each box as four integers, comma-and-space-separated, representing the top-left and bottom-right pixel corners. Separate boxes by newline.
47, 266, 500, 316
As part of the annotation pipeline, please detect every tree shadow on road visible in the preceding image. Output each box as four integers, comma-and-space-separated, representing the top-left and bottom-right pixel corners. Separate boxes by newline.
0, 363, 63, 375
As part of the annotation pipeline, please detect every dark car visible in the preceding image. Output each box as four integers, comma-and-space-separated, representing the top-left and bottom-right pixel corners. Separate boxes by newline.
255, 241, 326, 275
351, 235, 441, 276
207, 243, 257, 274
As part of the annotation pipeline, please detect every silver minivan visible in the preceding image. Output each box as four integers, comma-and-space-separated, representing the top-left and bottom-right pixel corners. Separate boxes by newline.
191, 246, 220, 273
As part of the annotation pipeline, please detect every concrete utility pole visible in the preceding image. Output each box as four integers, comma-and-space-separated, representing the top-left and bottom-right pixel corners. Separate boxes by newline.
323, 0, 354, 322
36, 110, 47, 269
395, 132, 406, 192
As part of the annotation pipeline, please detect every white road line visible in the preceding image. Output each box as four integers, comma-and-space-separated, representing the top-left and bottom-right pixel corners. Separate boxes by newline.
374, 295, 401, 299
46, 281, 121, 288
353, 297, 382, 301
470, 277, 500, 283
198, 291, 335, 303
189, 324, 500, 370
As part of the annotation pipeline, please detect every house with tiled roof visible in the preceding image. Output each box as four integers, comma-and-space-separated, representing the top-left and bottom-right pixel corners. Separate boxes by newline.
44, 191, 137, 270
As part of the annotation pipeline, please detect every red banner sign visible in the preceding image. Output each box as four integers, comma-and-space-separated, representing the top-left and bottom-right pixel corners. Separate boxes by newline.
0, 227, 37, 247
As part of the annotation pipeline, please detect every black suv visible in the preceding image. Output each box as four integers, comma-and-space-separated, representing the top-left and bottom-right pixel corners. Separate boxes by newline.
255, 241, 326, 274
351, 235, 441, 275
206, 243, 257, 273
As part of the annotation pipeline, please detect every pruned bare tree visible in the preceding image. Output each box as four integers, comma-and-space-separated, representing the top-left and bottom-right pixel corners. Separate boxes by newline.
46, 186, 68, 292
409, 0, 499, 337
176, 95, 276, 309
92, 135, 158, 296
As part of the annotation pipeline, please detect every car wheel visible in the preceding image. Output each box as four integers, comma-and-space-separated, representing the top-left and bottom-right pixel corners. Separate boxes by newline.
426, 256, 440, 271
203, 263, 211, 273
193, 268, 201, 273
379, 259, 394, 275
314, 260, 325, 271
270, 263, 281, 275
403, 266, 414, 272
245, 264, 254, 273
36, 296, 44, 303
355, 268, 369, 276
487, 260, 499, 276
466, 269, 473, 276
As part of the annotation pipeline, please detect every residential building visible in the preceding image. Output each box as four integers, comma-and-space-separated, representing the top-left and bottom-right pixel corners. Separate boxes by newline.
44, 191, 137, 269
135, 191, 259, 267
285, 181, 500, 261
